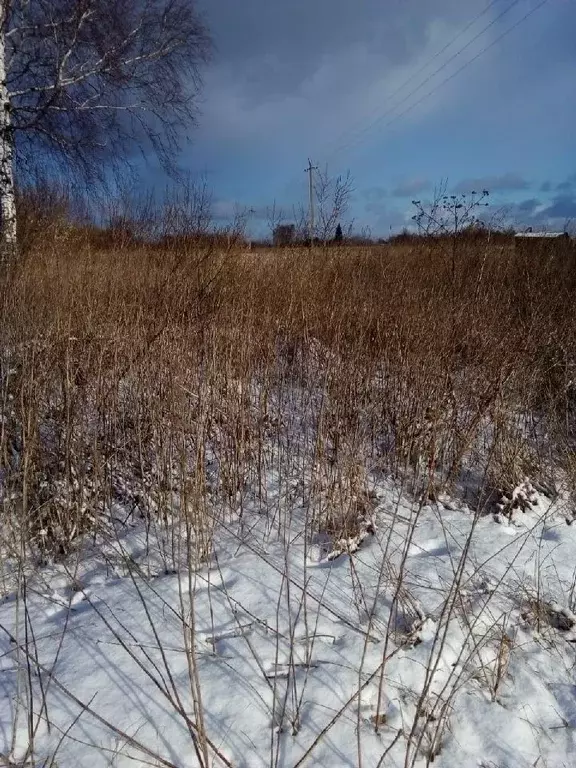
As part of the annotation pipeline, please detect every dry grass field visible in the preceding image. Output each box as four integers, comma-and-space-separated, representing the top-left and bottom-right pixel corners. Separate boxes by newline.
1, 232, 576, 767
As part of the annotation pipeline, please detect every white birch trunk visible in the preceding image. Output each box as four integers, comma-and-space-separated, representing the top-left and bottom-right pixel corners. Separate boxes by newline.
0, 18, 17, 252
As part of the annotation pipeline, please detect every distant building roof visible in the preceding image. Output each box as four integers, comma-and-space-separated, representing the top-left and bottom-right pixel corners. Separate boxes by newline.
514, 231, 570, 239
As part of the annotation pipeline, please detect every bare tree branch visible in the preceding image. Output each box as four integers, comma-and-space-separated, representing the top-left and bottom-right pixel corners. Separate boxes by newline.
313, 165, 354, 244
1, 0, 212, 249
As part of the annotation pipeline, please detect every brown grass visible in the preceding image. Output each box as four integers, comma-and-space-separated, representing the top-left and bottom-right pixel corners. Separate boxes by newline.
1, 235, 576, 557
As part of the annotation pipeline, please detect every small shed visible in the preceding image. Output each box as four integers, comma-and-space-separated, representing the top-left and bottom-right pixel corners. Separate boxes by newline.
514, 230, 571, 254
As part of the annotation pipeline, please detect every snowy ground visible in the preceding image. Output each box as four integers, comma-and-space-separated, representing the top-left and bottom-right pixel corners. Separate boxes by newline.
1, 482, 576, 767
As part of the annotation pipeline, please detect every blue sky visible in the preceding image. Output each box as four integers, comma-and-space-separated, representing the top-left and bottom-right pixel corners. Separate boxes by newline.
166, 0, 576, 236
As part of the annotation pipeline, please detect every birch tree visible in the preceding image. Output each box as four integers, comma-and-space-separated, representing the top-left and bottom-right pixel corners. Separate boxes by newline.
0, 0, 210, 252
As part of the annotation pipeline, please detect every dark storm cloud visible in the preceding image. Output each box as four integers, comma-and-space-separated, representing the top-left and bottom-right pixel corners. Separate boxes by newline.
515, 198, 540, 213
541, 195, 576, 220
496, 194, 576, 231
540, 174, 576, 194
199, 0, 475, 105
453, 173, 530, 194
187, 0, 576, 236
556, 173, 576, 192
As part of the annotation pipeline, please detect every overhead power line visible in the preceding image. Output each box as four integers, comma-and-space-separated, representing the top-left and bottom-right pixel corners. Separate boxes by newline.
327, 0, 526, 159
323, 0, 521, 162
360, 0, 549, 144
274, 0, 549, 206
277, 0, 525, 201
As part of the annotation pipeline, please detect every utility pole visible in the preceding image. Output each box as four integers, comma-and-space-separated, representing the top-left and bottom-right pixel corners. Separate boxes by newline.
305, 159, 318, 244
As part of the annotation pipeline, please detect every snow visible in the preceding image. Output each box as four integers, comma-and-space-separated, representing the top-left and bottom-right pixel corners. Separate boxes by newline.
1, 483, 576, 767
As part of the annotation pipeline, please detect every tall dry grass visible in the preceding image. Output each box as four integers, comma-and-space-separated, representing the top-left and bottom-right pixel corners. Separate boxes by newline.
2, 230, 576, 766
1, 233, 575, 559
